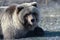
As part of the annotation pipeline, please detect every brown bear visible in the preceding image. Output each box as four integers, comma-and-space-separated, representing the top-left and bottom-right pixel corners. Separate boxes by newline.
0, 2, 44, 39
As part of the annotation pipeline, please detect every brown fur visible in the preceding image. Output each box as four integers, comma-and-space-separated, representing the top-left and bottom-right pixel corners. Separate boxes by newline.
0, 2, 40, 39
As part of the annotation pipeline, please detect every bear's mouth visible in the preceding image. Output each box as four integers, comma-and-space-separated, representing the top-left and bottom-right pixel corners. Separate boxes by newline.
24, 22, 37, 30
24, 22, 34, 29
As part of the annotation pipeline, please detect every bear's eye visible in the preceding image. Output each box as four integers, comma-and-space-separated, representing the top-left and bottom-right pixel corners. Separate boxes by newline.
25, 13, 31, 17
24, 13, 29, 18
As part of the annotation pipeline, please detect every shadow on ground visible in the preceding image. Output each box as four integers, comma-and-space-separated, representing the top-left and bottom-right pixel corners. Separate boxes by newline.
0, 31, 60, 39
25, 31, 60, 38
44, 31, 60, 37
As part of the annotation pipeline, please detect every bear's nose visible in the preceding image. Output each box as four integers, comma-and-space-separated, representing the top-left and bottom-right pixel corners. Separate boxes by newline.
31, 19, 35, 22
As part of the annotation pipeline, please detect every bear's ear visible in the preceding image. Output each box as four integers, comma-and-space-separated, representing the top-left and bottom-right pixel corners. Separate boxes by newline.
17, 6, 24, 13
6, 5, 16, 14
31, 2, 37, 7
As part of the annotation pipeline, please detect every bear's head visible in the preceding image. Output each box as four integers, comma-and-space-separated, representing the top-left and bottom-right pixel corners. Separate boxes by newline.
5, 2, 40, 30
